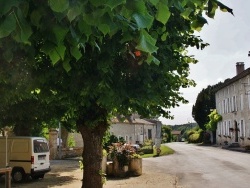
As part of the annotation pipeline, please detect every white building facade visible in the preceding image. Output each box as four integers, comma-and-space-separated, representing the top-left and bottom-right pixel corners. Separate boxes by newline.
109, 116, 158, 145
216, 62, 250, 146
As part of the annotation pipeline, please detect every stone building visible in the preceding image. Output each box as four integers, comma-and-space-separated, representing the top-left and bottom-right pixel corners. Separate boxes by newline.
215, 62, 250, 146
109, 114, 160, 144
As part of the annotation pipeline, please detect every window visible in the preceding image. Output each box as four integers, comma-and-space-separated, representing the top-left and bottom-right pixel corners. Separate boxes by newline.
240, 120, 245, 137
240, 94, 244, 110
218, 102, 221, 114
232, 96, 237, 112
227, 98, 230, 113
224, 121, 227, 136
33, 139, 49, 153
248, 91, 250, 109
223, 100, 226, 114
148, 129, 152, 139
220, 122, 223, 135
217, 122, 221, 135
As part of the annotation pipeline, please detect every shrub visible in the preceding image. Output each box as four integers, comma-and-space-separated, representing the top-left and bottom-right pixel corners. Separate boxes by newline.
140, 146, 153, 154
188, 133, 202, 143
67, 134, 75, 147
143, 139, 153, 146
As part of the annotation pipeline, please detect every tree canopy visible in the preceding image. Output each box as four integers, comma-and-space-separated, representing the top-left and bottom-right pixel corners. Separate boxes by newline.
0, 1, 233, 187
192, 82, 223, 130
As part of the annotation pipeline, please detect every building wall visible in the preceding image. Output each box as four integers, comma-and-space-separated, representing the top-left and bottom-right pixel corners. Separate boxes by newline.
110, 123, 135, 143
109, 123, 157, 144
216, 75, 250, 146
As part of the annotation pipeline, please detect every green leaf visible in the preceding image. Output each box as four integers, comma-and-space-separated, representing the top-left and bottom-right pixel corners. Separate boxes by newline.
48, 0, 69, 13
41, 42, 55, 54
105, 0, 126, 10
52, 25, 69, 44
67, 6, 81, 22
191, 16, 207, 31
125, 0, 146, 13
136, 29, 158, 54
16, 9, 32, 44
62, 59, 71, 72
207, 0, 218, 18
78, 20, 92, 39
181, 8, 193, 20
55, 44, 66, 60
90, 0, 107, 7
0, 13, 16, 38
156, 2, 171, 25
217, 1, 234, 15
132, 12, 154, 29
0, 0, 20, 15
70, 46, 82, 60
30, 10, 42, 27
149, 0, 159, 6
146, 54, 160, 65
48, 50, 61, 65
161, 32, 168, 41
98, 24, 110, 36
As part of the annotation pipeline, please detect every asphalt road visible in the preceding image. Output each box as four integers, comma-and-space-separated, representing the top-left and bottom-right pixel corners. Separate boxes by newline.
144, 142, 250, 188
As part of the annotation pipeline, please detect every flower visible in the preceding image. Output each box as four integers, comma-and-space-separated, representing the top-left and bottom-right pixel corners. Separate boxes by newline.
108, 143, 136, 167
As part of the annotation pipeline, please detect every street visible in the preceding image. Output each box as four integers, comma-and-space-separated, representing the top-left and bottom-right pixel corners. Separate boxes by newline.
144, 142, 250, 188
1, 142, 250, 188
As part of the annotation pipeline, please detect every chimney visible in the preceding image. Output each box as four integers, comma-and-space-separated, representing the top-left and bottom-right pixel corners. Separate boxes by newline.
236, 62, 245, 75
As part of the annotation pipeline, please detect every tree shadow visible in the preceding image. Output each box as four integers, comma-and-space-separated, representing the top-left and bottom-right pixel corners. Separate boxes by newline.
0, 158, 82, 188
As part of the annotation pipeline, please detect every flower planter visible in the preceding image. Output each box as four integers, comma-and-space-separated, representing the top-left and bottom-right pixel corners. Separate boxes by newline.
113, 158, 128, 178
102, 156, 107, 173
128, 158, 142, 176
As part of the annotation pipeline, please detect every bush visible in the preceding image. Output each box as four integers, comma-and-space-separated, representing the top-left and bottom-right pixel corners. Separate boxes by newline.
143, 139, 153, 147
140, 146, 153, 154
188, 133, 203, 143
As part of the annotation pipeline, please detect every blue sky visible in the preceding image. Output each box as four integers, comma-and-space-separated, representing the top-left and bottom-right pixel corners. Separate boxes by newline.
160, 0, 250, 125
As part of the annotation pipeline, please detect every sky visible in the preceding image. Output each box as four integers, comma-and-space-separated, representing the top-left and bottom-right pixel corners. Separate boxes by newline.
159, 0, 250, 125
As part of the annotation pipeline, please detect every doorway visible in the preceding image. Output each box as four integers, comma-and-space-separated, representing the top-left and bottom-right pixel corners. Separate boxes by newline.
234, 120, 238, 142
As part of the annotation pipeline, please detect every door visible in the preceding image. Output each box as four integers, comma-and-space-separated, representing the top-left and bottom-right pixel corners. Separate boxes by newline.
234, 121, 238, 142
148, 129, 152, 140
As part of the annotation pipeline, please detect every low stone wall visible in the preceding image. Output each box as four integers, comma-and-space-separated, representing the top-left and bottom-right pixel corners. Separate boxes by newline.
57, 147, 83, 159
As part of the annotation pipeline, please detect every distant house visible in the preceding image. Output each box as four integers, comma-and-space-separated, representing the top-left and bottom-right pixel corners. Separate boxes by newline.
215, 62, 250, 146
109, 114, 161, 144
171, 130, 182, 142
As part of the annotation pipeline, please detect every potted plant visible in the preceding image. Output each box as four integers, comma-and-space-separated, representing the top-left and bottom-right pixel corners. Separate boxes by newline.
128, 153, 142, 176
109, 143, 136, 177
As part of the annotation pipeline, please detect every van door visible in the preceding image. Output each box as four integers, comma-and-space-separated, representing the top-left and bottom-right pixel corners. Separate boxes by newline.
32, 139, 50, 172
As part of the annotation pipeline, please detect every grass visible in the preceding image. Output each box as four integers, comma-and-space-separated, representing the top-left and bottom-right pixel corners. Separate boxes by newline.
140, 144, 174, 158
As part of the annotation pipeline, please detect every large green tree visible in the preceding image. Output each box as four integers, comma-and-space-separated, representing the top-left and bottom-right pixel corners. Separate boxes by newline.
0, 1, 232, 187
192, 82, 223, 130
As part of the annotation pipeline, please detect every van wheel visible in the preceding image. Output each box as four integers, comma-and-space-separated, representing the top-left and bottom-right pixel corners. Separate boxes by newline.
12, 168, 25, 183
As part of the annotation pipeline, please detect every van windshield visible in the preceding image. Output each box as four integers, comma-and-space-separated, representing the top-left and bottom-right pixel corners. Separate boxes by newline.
33, 139, 49, 153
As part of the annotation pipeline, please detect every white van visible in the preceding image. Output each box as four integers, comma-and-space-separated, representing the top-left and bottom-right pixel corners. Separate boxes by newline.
0, 136, 51, 182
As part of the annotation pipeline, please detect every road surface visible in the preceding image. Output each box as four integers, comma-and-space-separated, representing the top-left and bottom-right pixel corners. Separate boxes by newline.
144, 142, 250, 188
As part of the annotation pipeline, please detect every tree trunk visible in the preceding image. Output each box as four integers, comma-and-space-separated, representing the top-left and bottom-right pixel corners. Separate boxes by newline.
78, 122, 108, 188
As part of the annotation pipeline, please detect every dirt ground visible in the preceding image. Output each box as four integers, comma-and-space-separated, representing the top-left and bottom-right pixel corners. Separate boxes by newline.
0, 158, 179, 188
